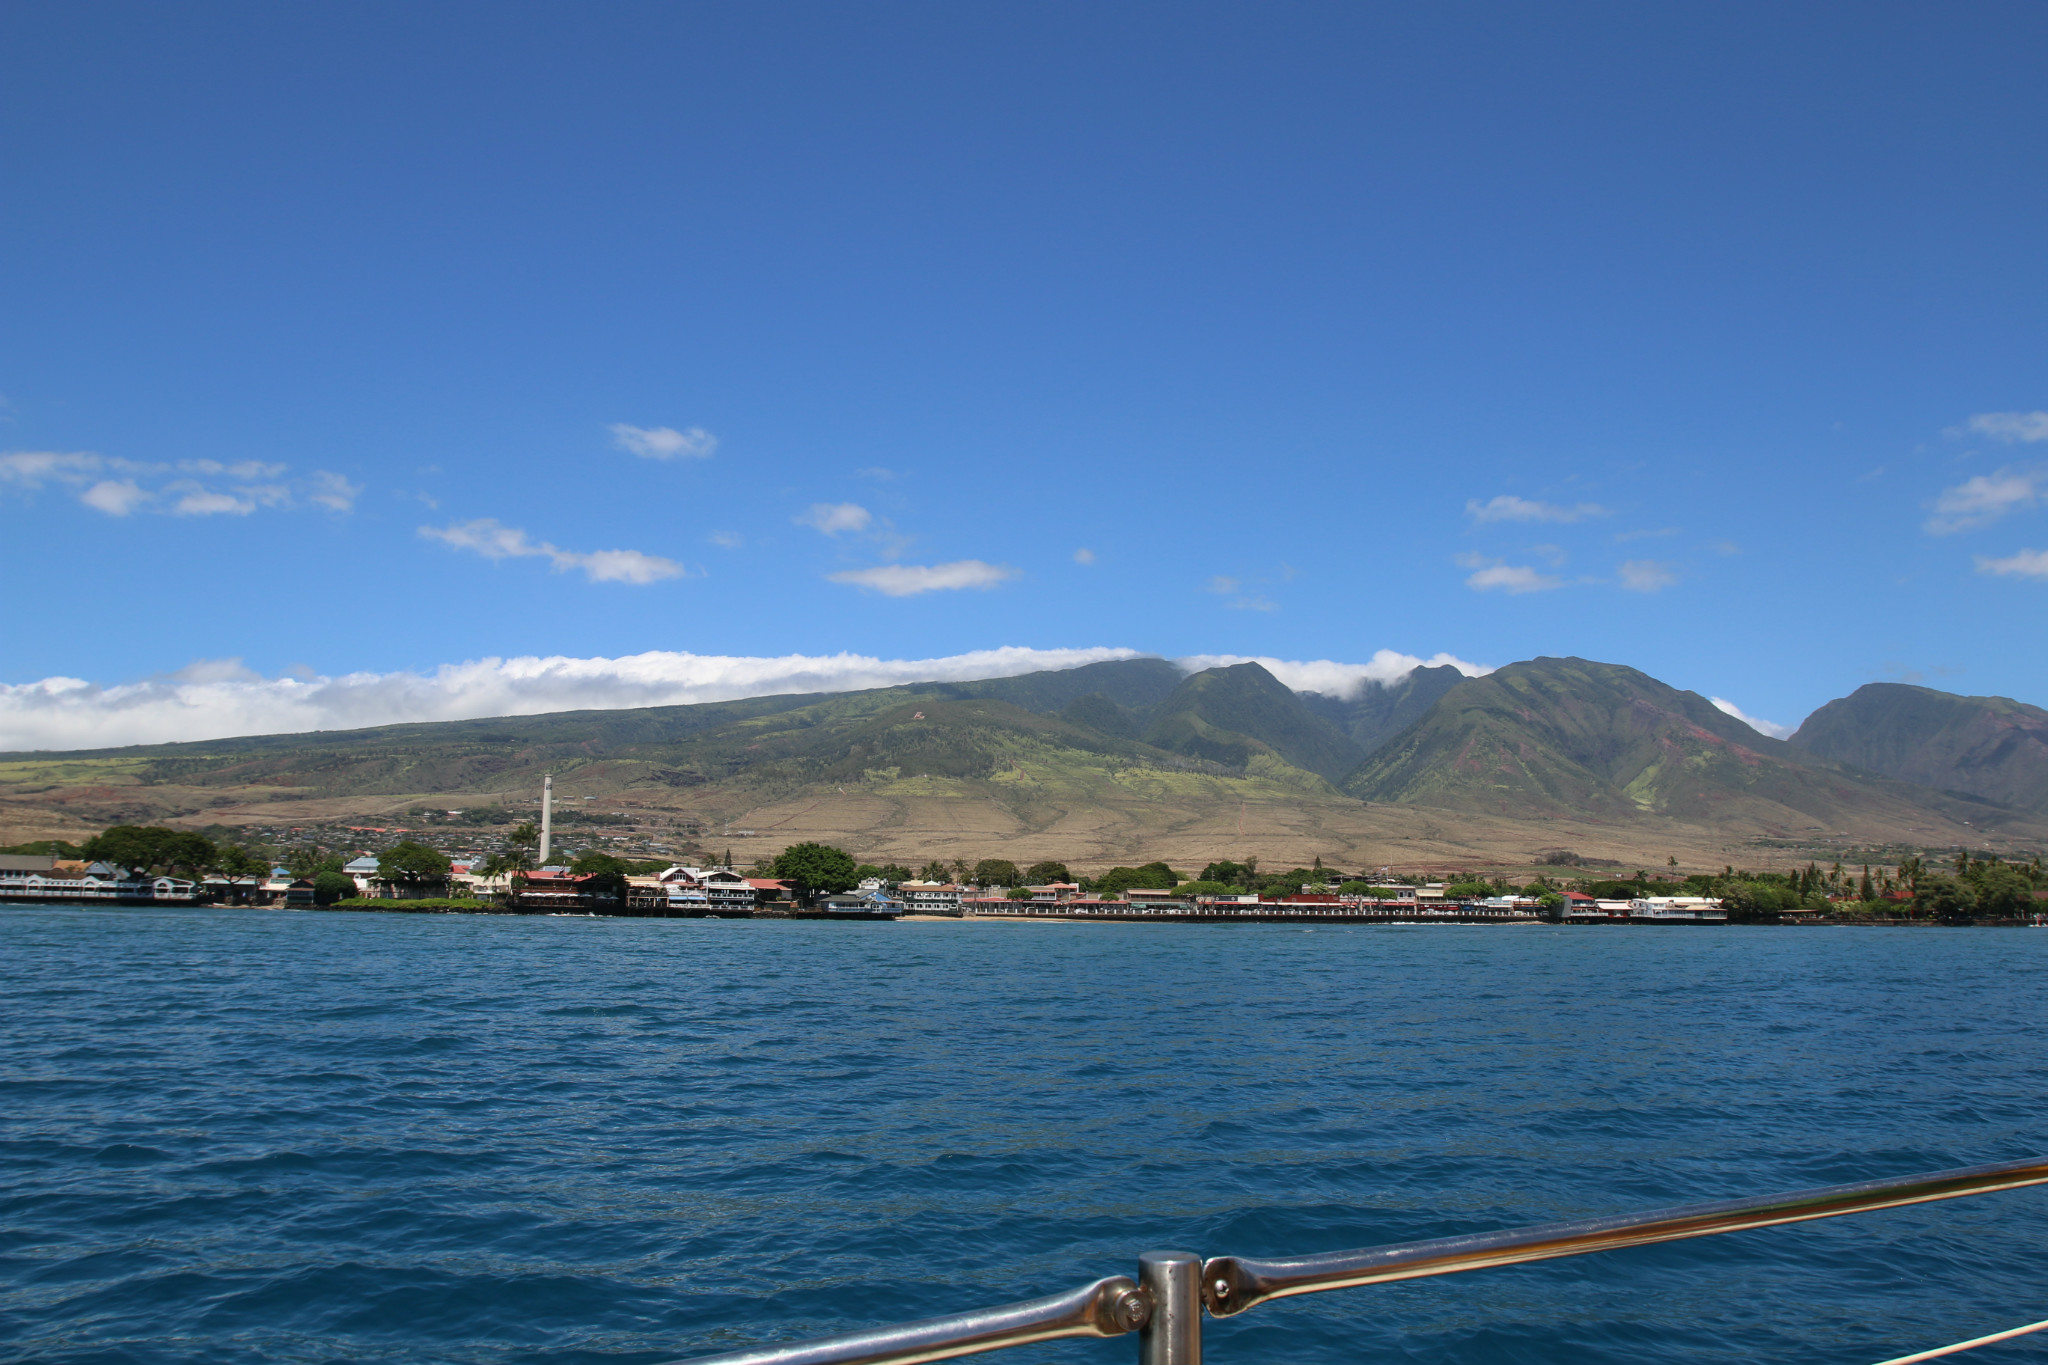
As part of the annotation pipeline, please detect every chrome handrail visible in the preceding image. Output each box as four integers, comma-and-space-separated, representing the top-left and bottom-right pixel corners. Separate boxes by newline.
667, 1155, 2048, 1365
664, 1274, 1150, 1365
1204, 1153, 2048, 1316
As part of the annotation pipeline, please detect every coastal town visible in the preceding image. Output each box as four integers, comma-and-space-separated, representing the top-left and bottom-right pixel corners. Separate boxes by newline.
0, 844, 1733, 922
7, 779, 2044, 924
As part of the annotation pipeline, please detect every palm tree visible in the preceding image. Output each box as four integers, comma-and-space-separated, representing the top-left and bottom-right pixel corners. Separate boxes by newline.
478, 841, 536, 904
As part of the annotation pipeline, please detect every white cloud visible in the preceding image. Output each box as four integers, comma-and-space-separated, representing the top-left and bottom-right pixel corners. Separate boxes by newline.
1073, 548, 1096, 565
1466, 495, 1608, 524
1456, 553, 1563, 593
575, 548, 687, 585
708, 530, 743, 549
1926, 467, 2042, 534
610, 424, 717, 459
80, 480, 150, 516
1178, 650, 1491, 699
827, 560, 1016, 596
1711, 697, 1792, 740
181, 459, 287, 479
421, 518, 539, 560
1205, 575, 1239, 595
2, 450, 127, 488
1618, 559, 1678, 592
172, 488, 261, 516
1, 449, 357, 518
420, 518, 685, 584
1966, 411, 2048, 444
1468, 564, 1560, 592
1976, 548, 2048, 579
308, 470, 361, 512
798, 502, 872, 535
0, 646, 1149, 750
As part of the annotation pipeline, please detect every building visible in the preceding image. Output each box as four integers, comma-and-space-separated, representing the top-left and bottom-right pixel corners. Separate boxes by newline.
0, 856, 197, 904
342, 856, 381, 895
1629, 896, 1728, 923
746, 878, 798, 910
897, 881, 963, 914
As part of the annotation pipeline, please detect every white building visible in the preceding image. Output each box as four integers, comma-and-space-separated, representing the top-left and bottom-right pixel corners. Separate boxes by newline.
897, 881, 963, 913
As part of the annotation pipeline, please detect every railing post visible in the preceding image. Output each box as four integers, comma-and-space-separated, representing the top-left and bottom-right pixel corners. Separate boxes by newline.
1137, 1250, 1202, 1365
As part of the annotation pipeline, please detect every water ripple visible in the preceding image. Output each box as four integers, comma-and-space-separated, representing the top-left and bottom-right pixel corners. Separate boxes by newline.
2, 909, 2046, 1365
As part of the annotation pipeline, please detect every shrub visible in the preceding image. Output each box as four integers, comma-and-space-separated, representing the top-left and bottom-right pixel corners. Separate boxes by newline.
311, 871, 356, 905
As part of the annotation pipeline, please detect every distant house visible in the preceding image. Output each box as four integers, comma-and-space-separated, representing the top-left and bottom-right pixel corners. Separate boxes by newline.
898, 881, 963, 913
747, 878, 797, 908
343, 856, 380, 895
1024, 882, 1082, 901
704, 869, 756, 910
513, 868, 614, 911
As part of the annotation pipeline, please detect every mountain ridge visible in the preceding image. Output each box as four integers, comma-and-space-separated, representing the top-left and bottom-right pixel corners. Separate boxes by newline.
1789, 682, 2048, 814
2, 655, 2042, 869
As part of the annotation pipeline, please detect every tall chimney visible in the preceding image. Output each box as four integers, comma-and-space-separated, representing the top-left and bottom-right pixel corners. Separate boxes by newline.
540, 775, 553, 865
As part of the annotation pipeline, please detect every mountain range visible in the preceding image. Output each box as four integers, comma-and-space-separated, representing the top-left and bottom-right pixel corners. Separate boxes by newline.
2, 656, 2042, 872
1789, 683, 2048, 815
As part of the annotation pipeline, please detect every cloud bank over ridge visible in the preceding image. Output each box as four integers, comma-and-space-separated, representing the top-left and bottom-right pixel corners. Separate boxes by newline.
0, 646, 1488, 752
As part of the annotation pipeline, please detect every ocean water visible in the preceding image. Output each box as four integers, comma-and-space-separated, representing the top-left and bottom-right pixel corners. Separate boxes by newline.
3, 908, 2046, 1365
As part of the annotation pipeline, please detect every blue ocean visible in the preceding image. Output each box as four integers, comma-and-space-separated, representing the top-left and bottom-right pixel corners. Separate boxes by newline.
3, 907, 2046, 1365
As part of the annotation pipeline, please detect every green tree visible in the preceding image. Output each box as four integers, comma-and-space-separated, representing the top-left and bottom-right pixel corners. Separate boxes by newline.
217, 845, 270, 899
1967, 863, 2034, 918
0, 838, 81, 857
1005, 886, 1035, 900
568, 851, 631, 903
81, 825, 218, 876
1023, 860, 1072, 885
476, 847, 534, 901
971, 858, 1020, 887
877, 863, 914, 884
918, 860, 951, 882
772, 842, 860, 894
1201, 860, 1254, 888
1444, 879, 1495, 900
1914, 873, 1974, 921
1337, 880, 1373, 896
1175, 880, 1237, 896
286, 847, 344, 879
1719, 879, 1801, 921
378, 840, 451, 884
311, 870, 356, 905
1095, 861, 1180, 897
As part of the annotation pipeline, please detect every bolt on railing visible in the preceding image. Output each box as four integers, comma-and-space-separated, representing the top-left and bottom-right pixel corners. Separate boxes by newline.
665, 1154, 2048, 1365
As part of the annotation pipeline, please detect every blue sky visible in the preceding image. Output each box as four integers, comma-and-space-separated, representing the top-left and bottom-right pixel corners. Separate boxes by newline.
3, 2, 2045, 749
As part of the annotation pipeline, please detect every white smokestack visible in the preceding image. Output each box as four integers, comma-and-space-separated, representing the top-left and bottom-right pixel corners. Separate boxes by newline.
540, 774, 553, 865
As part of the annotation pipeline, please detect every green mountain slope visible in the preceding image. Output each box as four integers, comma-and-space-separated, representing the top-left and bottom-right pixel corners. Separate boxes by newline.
1342, 656, 2026, 831
935, 657, 1185, 715
0, 671, 1249, 805
1298, 664, 1466, 755
1789, 683, 2048, 813
1141, 662, 1365, 782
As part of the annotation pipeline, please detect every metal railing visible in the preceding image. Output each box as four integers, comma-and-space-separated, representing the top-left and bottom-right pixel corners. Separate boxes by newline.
666, 1155, 2048, 1365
